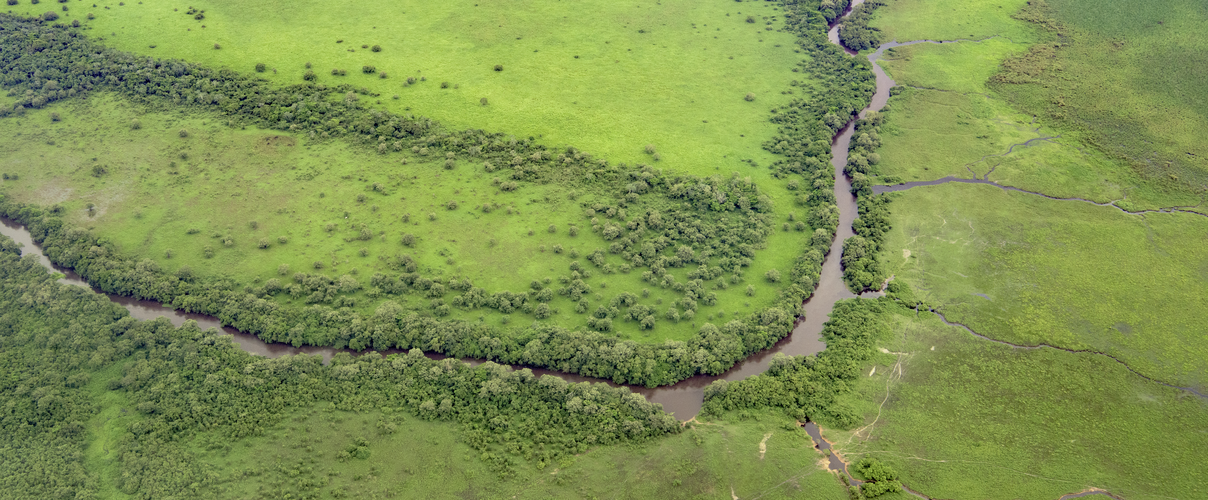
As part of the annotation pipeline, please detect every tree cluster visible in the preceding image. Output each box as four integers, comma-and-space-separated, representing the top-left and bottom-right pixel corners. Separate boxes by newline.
842, 112, 891, 292
837, 0, 885, 52
700, 299, 889, 428
0, 239, 679, 498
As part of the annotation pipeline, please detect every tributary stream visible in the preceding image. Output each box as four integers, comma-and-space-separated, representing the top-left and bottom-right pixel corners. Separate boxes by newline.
0, 3, 1133, 498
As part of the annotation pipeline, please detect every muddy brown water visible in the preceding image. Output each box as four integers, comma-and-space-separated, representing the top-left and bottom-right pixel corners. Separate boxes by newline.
0, 0, 892, 421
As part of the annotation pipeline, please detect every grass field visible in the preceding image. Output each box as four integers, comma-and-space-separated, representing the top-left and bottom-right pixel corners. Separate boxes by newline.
6, 0, 801, 176
867, 0, 1036, 44
0, 94, 809, 342
880, 183, 1208, 391
824, 305, 1208, 500
184, 406, 848, 500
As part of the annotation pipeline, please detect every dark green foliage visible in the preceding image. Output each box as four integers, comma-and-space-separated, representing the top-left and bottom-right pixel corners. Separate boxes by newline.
853, 457, 903, 497
0, 240, 679, 498
255, 62, 266, 72
41, 11, 57, 21
303, 70, 316, 81
371, 44, 381, 52
837, 1, 885, 51
842, 112, 891, 292
493, 64, 503, 71
362, 65, 376, 74
5, 1, 16, 7
701, 299, 889, 427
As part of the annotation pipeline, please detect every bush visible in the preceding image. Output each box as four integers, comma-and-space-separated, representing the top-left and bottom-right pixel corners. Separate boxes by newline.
313, 261, 324, 269
371, 45, 382, 52
213, 43, 221, 50
277, 236, 288, 244
42, 11, 58, 21
746, 15, 756, 23
71, 19, 79, 27
6, 0, 16, 6
362, 65, 376, 74
303, 70, 316, 81
480, 97, 489, 106
258, 238, 270, 249
178, 129, 189, 138
255, 63, 266, 72
744, 93, 755, 101
278, 264, 289, 275
645, 144, 656, 154
401, 233, 415, 246
493, 64, 503, 71
49, 112, 60, 122
765, 269, 781, 282
379, 72, 388, 79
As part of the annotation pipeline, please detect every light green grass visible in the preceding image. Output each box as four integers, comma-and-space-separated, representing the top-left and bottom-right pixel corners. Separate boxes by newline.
0, 94, 808, 342
874, 26, 1202, 208
990, 0, 1208, 192
881, 183, 1208, 391
825, 305, 1208, 500
188, 406, 848, 500
868, 0, 1037, 43
6, 0, 801, 177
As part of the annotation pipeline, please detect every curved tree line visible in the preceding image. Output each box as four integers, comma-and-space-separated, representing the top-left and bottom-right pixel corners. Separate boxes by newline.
0, 235, 679, 498
0, 0, 876, 388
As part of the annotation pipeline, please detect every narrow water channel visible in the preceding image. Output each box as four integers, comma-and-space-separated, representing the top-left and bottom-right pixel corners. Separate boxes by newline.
0, 0, 890, 421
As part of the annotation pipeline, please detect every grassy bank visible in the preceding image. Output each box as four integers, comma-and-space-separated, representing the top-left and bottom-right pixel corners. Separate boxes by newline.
826, 304, 1208, 500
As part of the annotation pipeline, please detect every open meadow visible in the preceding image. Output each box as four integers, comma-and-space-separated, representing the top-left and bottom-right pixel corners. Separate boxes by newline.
823, 304, 1208, 500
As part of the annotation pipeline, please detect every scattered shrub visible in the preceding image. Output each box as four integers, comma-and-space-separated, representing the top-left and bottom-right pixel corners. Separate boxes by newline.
277, 264, 289, 275
362, 65, 376, 74
178, 129, 189, 138
371, 44, 382, 52
440, 81, 449, 89
765, 269, 781, 282
257, 238, 270, 249
493, 64, 503, 71
6, 0, 16, 6
213, 43, 220, 50
359, 248, 368, 257
480, 97, 489, 106
645, 144, 656, 154
49, 112, 60, 122
303, 70, 316, 81
313, 261, 324, 269
744, 93, 755, 101
42, 11, 58, 21
255, 63, 266, 72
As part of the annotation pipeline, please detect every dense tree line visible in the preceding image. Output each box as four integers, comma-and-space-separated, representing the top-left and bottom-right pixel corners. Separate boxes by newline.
842, 111, 892, 292
0, 0, 876, 387
838, 0, 886, 52
700, 299, 889, 428
0, 236, 679, 499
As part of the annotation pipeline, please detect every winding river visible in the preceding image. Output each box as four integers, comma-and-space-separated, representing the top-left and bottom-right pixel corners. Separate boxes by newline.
0, 0, 890, 421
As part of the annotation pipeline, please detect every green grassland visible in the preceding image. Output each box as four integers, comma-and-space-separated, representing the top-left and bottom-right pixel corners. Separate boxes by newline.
998, 0, 1208, 191
881, 183, 1208, 391
873, 33, 1201, 209
0, 93, 804, 342
824, 304, 1208, 500
867, 0, 1037, 43
7, 0, 802, 176
183, 406, 847, 500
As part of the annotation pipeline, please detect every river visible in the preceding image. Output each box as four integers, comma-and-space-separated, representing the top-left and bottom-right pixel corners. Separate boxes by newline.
0, 0, 888, 421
